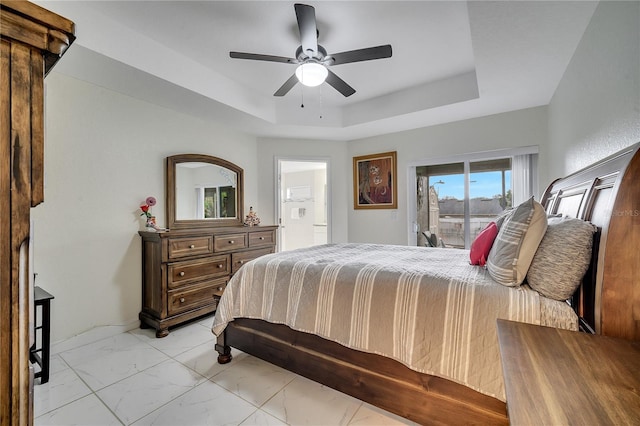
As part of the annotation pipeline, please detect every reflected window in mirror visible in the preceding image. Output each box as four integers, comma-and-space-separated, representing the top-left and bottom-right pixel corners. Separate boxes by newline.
175, 162, 238, 220
203, 187, 217, 219
198, 186, 235, 219
167, 154, 244, 229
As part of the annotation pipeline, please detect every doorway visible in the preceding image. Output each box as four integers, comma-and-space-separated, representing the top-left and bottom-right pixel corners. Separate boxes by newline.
277, 159, 330, 252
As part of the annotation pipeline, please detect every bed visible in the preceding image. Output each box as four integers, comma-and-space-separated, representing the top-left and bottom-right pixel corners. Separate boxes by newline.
212, 142, 640, 424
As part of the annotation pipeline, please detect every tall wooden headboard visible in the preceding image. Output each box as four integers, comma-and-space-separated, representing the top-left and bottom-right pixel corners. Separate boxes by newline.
540, 142, 640, 340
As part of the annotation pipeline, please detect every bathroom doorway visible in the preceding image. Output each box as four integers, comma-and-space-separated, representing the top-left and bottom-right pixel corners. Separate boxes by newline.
277, 159, 330, 251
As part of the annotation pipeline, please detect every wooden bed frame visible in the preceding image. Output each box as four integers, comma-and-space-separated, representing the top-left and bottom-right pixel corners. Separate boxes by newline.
215, 142, 640, 424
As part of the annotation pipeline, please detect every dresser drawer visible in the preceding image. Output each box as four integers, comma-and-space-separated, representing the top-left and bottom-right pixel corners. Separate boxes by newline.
212, 280, 227, 298
168, 255, 230, 289
214, 233, 247, 252
249, 230, 276, 247
232, 247, 274, 274
168, 278, 227, 316
168, 236, 213, 259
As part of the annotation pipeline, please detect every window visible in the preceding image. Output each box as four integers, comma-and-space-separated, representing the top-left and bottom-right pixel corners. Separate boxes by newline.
196, 185, 236, 218
416, 152, 536, 249
219, 186, 236, 218
204, 187, 217, 218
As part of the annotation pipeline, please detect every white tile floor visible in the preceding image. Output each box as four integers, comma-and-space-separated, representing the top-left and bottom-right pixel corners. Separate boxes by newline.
34, 316, 417, 425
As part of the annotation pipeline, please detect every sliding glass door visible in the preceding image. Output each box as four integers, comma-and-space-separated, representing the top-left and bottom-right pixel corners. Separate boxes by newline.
416, 158, 512, 249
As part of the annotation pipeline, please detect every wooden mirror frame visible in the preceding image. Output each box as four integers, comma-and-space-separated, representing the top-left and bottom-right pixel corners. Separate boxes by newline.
166, 154, 244, 229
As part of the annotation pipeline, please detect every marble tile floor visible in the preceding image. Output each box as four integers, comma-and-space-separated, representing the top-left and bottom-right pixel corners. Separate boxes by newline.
34, 316, 417, 426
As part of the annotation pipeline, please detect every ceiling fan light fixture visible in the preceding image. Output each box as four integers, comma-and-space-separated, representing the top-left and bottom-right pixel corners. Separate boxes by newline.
295, 62, 328, 87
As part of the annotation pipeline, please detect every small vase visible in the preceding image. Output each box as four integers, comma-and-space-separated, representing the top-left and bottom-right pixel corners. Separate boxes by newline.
145, 216, 157, 232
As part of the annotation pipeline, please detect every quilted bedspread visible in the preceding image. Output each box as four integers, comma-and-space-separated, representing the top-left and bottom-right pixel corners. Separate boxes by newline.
212, 243, 577, 400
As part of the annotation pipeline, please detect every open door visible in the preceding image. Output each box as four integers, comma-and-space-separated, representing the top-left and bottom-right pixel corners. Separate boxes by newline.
277, 159, 330, 251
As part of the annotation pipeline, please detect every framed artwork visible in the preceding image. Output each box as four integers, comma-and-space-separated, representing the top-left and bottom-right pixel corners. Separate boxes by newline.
353, 151, 397, 209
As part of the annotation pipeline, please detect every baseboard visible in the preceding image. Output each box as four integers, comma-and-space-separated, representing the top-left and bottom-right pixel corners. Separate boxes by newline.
51, 320, 141, 355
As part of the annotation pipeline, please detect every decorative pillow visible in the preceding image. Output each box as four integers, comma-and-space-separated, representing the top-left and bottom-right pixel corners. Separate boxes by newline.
527, 217, 596, 300
487, 197, 548, 286
495, 207, 515, 230
469, 222, 498, 266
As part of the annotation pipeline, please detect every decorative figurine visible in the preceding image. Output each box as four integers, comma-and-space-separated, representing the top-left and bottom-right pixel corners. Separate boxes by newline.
244, 206, 260, 227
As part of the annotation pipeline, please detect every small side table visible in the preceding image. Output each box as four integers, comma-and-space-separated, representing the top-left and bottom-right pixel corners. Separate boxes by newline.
30, 286, 54, 384
497, 319, 640, 425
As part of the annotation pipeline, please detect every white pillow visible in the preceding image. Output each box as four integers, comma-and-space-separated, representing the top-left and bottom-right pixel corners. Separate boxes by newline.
487, 197, 548, 287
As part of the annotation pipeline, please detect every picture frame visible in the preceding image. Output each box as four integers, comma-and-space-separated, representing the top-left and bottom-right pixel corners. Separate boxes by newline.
353, 151, 397, 209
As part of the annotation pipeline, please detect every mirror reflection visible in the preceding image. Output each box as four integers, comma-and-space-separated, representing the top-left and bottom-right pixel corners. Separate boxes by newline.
175, 162, 238, 220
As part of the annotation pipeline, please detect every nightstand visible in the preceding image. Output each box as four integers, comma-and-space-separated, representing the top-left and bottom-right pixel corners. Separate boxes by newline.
30, 286, 54, 384
496, 319, 640, 425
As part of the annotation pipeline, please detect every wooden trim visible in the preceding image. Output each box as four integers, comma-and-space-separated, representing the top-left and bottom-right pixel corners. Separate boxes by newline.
9, 40, 33, 425
166, 154, 245, 230
602, 147, 640, 339
1, 0, 76, 75
540, 141, 640, 339
31, 48, 44, 206
0, 0, 75, 35
0, 10, 50, 51
0, 6, 73, 56
0, 2, 75, 423
0, 39, 12, 426
221, 319, 508, 425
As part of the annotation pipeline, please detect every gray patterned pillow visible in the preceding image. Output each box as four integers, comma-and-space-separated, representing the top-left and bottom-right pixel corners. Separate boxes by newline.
495, 207, 515, 229
487, 197, 548, 286
527, 217, 596, 301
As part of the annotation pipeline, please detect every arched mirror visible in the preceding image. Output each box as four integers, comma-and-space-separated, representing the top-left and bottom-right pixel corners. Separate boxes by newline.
167, 154, 244, 229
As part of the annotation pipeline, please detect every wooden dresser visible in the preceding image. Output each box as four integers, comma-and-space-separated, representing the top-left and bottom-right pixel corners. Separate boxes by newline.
139, 226, 277, 337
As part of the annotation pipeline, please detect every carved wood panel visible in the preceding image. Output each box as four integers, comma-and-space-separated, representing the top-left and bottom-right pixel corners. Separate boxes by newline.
0, 1, 74, 424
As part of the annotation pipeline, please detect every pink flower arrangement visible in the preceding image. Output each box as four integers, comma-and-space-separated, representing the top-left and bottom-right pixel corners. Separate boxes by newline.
140, 196, 157, 219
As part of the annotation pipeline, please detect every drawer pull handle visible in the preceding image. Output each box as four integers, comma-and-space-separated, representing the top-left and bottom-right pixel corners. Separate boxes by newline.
239, 260, 245, 264
228, 240, 234, 244
180, 298, 185, 303
217, 264, 224, 268
259, 237, 265, 240
189, 244, 195, 249
218, 287, 224, 291
179, 271, 185, 277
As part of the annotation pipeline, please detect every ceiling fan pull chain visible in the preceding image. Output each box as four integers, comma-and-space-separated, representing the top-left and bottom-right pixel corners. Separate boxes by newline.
319, 86, 323, 119
300, 67, 305, 108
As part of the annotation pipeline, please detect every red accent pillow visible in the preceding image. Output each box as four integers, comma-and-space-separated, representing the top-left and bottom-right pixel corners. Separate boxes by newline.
470, 222, 498, 266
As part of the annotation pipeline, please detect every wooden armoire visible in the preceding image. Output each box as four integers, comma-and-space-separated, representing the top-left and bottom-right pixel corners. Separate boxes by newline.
0, 1, 74, 424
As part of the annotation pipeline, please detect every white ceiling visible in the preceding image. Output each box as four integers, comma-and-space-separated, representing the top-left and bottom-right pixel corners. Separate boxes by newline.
38, 1, 598, 141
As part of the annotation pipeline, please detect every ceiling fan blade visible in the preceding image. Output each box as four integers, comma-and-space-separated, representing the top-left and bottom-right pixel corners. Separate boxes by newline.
274, 74, 299, 97
230, 51, 297, 64
325, 70, 356, 97
294, 3, 318, 58
329, 45, 392, 66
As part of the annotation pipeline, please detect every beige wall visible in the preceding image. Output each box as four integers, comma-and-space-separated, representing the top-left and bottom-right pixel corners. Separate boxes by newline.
545, 1, 640, 184
346, 107, 548, 245
34, 72, 258, 342
256, 137, 350, 244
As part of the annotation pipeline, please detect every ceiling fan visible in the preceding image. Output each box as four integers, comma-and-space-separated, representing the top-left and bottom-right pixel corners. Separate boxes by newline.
229, 3, 392, 98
